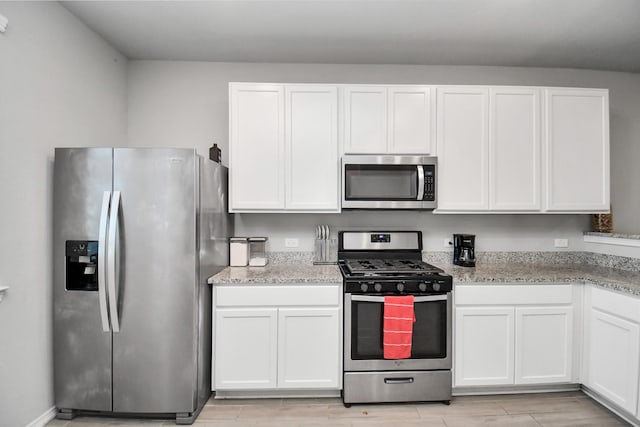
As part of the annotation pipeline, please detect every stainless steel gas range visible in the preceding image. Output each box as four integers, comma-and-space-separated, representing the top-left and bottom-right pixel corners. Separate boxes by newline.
338, 231, 453, 406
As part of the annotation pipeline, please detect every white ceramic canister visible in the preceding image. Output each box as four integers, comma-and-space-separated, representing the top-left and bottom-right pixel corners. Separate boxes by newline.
229, 237, 249, 266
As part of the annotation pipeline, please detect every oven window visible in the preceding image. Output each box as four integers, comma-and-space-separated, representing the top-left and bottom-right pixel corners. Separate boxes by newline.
351, 299, 447, 359
345, 165, 418, 200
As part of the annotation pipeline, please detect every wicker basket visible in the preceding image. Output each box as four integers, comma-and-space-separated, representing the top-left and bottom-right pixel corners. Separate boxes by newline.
592, 209, 613, 233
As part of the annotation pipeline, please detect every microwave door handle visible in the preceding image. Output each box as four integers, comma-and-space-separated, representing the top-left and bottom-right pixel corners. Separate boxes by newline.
417, 165, 425, 200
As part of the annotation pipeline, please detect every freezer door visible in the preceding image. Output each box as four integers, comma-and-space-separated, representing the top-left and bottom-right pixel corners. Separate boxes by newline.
112, 148, 198, 414
53, 148, 113, 411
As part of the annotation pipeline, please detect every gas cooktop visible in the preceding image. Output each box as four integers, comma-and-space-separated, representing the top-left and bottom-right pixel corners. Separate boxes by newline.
341, 258, 444, 277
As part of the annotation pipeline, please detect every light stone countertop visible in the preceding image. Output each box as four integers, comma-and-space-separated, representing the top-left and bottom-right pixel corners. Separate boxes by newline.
208, 264, 342, 284
434, 262, 640, 296
209, 261, 640, 296
584, 231, 640, 240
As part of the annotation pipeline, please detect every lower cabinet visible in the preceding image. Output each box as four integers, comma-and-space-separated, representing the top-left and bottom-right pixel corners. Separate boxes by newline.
583, 286, 640, 416
454, 284, 575, 387
278, 308, 341, 388
515, 306, 573, 384
213, 284, 342, 391
455, 307, 515, 386
215, 308, 279, 389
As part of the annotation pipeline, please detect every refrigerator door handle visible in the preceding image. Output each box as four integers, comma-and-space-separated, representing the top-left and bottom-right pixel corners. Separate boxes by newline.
107, 191, 121, 333
98, 191, 112, 332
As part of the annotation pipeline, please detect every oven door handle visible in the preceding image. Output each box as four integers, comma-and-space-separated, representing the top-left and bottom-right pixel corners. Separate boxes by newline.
350, 295, 448, 303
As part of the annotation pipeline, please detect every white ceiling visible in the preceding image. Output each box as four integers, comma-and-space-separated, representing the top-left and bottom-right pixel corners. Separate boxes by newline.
61, 0, 640, 72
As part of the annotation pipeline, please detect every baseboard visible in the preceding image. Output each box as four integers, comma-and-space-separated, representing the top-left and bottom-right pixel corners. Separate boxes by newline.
453, 383, 580, 396
26, 406, 57, 427
214, 389, 341, 399
581, 385, 640, 427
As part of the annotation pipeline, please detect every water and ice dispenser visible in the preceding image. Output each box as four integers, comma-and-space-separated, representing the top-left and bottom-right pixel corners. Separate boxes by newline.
65, 240, 98, 291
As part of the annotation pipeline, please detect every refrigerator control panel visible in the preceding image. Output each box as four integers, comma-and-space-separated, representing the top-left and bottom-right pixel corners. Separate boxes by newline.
65, 240, 98, 257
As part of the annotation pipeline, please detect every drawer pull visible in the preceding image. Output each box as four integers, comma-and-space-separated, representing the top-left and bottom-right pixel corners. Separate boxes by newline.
384, 377, 414, 384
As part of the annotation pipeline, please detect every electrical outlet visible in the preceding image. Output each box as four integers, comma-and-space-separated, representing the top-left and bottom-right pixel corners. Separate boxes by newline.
285, 238, 299, 248
554, 238, 569, 248
444, 238, 452, 248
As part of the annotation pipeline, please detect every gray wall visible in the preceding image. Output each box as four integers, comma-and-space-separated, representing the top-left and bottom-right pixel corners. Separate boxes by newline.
0, 3, 127, 426
127, 61, 640, 250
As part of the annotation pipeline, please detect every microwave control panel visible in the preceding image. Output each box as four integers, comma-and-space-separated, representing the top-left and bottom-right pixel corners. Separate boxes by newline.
424, 165, 435, 201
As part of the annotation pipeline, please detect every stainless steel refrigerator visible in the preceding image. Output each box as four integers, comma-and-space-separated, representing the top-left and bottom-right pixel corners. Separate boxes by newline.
53, 148, 232, 424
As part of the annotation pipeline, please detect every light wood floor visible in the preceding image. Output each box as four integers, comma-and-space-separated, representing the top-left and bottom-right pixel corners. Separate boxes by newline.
46, 391, 630, 426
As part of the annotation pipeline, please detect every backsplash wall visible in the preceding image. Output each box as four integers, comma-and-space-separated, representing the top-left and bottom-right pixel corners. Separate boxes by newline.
234, 212, 590, 252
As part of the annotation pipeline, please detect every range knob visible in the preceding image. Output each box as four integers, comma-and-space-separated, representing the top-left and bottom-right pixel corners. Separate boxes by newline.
396, 282, 405, 292
419, 283, 428, 292
433, 283, 441, 292
374, 283, 383, 293
360, 283, 369, 293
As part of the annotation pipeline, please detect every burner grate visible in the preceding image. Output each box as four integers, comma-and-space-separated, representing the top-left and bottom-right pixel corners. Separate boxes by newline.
343, 258, 443, 276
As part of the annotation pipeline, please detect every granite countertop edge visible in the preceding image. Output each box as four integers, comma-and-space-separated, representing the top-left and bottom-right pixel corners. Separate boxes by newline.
208, 263, 640, 296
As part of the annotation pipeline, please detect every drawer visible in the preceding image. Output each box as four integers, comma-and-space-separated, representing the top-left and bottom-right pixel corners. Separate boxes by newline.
343, 370, 451, 404
215, 284, 340, 307
455, 284, 573, 305
591, 286, 640, 323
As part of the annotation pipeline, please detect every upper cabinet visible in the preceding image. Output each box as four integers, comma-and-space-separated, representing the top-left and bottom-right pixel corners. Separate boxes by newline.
436, 87, 489, 211
437, 86, 541, 212
229, 83, 609, 214
229, 83, 339, 213
489, 87, 542, 211
229, 84, 285, 210
436, 86, 608, 213
343, 85, 435, 155
544, 88, 610, 212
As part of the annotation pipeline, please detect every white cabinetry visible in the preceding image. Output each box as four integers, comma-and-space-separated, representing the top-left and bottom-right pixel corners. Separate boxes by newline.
229, 83, 339, 212
515, 306, 573, 384
213, 284, 342, 392
544, 88, 610, 212
278, 308, 341, 389
215, 308, 278, 389
436, 87, 489, 211
437, 87, 541, 212
454, 284, 576, 387
455, 307, 514, 385
584, 286, 640, 414
229, 84, 284, 210
489, 87, 541, 211
343, 85, 435, 155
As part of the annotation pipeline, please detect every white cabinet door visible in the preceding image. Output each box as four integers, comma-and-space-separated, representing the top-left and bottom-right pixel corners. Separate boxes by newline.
489, 88, 541, 211
587, 308, 640, 414
285, 86, 339, 211
515, 306, 573, 384
544, 88, 610, 212
214, 308, 278, 390
388, 86, 435, 154
436, 87, 489, 211
455, 307, 514, 386
343, 86, 387, 154
277, 308, 341, 389
229, 84, 285, 210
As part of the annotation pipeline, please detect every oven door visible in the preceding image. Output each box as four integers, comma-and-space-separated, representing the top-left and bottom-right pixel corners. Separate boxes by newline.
344, 293, 452, 371
341, 156, 437, 209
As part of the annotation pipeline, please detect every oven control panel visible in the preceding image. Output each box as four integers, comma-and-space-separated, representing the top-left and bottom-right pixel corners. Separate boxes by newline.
346, 277, 452, 294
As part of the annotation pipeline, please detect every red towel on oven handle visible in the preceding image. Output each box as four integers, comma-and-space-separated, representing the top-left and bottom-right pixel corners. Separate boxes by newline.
383, 295, 415, 359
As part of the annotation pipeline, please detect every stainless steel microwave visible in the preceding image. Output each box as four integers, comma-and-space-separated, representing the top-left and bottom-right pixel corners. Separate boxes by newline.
342, 155, 437, 209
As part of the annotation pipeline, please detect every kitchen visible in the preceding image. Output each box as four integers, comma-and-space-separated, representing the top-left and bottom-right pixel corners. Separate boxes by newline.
2, 1, 640, 426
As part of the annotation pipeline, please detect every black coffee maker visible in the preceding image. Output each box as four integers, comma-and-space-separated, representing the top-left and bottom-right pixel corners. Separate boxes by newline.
453, 234, 476, 267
